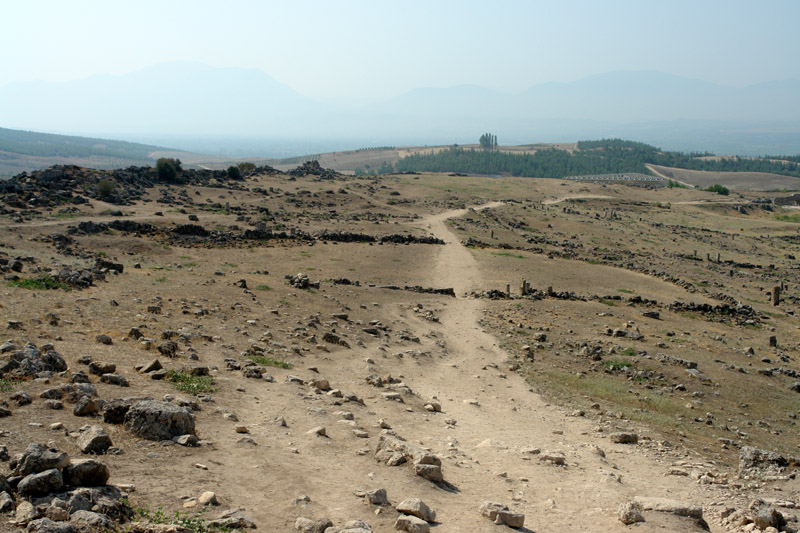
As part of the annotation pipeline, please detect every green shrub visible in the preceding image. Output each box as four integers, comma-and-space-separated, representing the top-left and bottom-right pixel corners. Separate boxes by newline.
705, 184, 730, 195
156, 158, 183, 183
96, 178, 116, 199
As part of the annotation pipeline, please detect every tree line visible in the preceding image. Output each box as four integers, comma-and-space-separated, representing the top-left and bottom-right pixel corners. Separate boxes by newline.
394, 138, 800, 178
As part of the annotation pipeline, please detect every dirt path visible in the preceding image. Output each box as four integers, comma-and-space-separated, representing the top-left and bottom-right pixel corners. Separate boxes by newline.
408, 202, 728, 531
542, 194, 612, 205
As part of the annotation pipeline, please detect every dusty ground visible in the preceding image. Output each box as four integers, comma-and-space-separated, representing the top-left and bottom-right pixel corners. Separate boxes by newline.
1, 169, 800, 532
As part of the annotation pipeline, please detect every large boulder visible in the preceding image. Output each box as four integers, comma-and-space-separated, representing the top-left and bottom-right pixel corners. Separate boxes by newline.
17, 468, 63, 496
13, 444, 69, 476
123, 400, 195, 440
102, 396, 151, 424
63, 459, 110, 487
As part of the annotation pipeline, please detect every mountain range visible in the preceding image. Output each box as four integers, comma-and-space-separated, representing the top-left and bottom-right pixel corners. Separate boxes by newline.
1, 62, 799, 155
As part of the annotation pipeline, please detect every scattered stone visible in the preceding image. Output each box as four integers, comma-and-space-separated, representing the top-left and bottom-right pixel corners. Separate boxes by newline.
394, 514, 430, 533
95, 335, 113, 345
754, 505, 785, 531
77, 425, 113, 454
295, 517, 334, 533
619, 501, 645, 524
610, 432, 638, 444
479, 501, 525, 528
396, 498, 436, 522
364, 488, 388, 506
100, 373, 129, 386
539, 451, 566, 465
307, 426, 327, 437
88, 361, 116, 376
198, 491, 219, 506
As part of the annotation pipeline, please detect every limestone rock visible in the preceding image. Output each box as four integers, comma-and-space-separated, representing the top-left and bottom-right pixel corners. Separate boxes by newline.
632, 496, 704, 520
15, 500, 38, 524
77, 425, 113, 454
394, 514, 430, 533
198, 491, 218, 506
479, 501, 525, 528
123, 400, 195, 440
364, 488, 388, 505
619, 501, 645, 524
396, 498, 436, 522
295, 517, 333, 533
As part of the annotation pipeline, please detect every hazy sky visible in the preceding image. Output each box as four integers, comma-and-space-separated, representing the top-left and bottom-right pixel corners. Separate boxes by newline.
3, 0, 799, 101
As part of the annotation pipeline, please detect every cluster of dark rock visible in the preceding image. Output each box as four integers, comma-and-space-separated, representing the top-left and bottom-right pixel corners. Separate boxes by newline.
0, 164, 252, 209
66, 218, 444, 250
317, 230, 444, 245
667, 301, 762, 325
288, 160, 341, 180
1, 250, 123, 289
1, 443, 132, 531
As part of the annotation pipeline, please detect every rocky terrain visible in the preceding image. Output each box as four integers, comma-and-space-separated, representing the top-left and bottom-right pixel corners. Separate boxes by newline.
0, 163, 799, 532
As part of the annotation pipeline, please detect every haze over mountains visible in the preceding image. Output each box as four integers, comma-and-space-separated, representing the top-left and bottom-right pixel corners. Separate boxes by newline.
1, 62, 799, 156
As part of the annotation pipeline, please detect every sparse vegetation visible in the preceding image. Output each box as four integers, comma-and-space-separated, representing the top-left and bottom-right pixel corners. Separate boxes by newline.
165, 370, 217, 395
704, 183, 730, 195
246, 355, 292, 369
6, 275, 70, 290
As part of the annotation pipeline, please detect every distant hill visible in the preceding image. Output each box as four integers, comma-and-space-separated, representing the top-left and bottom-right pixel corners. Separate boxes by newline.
0, 128, 216, 177
1, 65, 799, 155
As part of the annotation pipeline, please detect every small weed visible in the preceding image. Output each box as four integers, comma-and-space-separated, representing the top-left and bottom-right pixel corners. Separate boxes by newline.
165, 370, 217, 395
617, 288, 634, 294
597, 298, 616, 307
255, 284, 272, 291
155, 276, 167, 283
97, 251, 107, 256
246, 355, 292, 369
222, 262, 238, 268
603, 359, 633, 371
278, 297, 290, 305
132, 503, 220, 533
183, 262, 197, 267
7, 276, 70, 290
491, 252, 525, 259
620, 347, 638, 357
586, 259, 603, 265
0, 378, 20, 392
